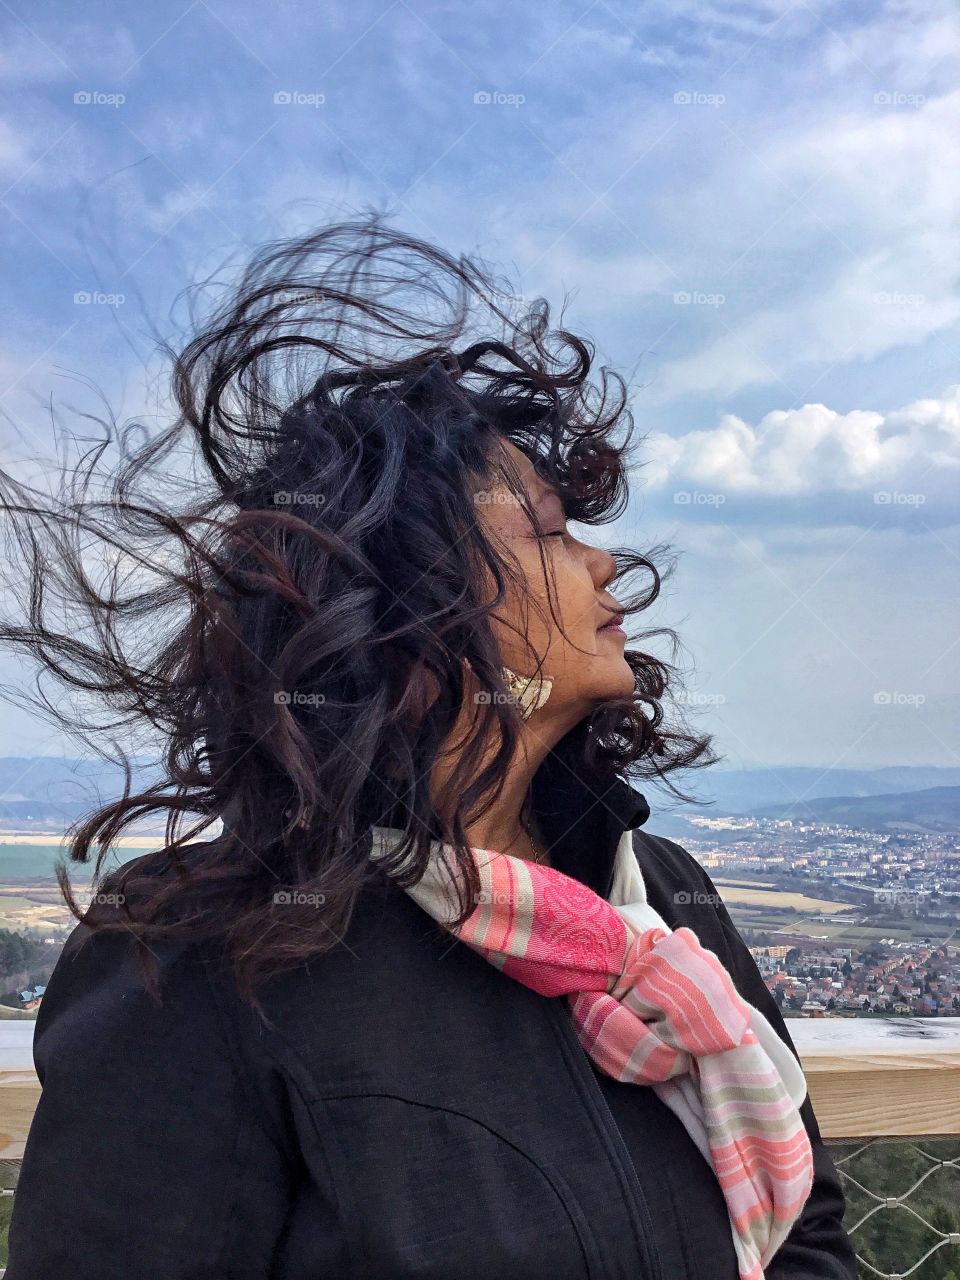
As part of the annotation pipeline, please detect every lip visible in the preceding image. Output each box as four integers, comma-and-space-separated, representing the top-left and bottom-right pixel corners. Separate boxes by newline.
598, 612, 626, 633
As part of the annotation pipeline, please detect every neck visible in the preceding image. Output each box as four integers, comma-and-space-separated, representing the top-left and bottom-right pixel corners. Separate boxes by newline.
429, 691, 586, 860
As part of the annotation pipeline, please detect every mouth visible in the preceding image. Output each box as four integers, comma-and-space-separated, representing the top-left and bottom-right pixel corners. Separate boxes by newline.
597, 612, 626, 634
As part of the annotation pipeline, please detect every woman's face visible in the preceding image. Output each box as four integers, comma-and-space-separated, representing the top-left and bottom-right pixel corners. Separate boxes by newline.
474, 439, 636, 717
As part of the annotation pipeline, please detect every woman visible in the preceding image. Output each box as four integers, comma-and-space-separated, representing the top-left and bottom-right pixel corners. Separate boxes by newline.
1, 218, 857, 1279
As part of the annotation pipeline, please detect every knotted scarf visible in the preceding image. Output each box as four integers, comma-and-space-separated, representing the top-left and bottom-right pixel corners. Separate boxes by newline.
370, 824, 815, 1280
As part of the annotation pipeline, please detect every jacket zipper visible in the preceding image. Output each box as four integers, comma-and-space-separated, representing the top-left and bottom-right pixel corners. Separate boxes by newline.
548, 1000, 664, 1280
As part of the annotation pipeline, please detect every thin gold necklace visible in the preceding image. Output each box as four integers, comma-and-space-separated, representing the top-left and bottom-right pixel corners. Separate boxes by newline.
517, 815, 549, 866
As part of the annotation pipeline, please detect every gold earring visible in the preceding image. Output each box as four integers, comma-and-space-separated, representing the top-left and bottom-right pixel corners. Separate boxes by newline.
501, 666, 553, 720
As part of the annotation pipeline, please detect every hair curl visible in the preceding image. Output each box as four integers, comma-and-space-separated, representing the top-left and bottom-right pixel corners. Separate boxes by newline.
0, 215, 719, 1011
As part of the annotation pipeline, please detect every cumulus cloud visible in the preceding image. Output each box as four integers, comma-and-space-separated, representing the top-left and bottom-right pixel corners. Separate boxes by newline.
640, 384, 960, 496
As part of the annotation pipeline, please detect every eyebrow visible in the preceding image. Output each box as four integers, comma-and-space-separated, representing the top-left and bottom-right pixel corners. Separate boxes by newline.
532, 485, 563, 508
529, 490, 567, 528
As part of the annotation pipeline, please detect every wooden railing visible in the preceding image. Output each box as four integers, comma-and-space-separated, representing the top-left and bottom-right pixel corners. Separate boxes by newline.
0, 1023, 35, 1166
788, 1016, 960, 1138
5, 1015, 959, 1154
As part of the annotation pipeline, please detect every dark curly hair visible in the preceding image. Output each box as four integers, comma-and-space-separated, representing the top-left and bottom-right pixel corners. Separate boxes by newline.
0, 215, 719, 1011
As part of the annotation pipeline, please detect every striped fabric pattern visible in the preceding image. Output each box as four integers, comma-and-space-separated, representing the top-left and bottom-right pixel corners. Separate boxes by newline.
370, 825, 815, 1280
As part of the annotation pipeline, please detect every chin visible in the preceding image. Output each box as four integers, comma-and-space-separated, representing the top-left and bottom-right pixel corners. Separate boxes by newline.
587, 658, 637, 701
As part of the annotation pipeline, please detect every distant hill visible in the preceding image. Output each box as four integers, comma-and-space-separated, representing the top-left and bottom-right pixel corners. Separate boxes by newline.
668, 766, 960, 816
630, 767, 960, 840
0, 756, 162, 832
752, 785, 960, 833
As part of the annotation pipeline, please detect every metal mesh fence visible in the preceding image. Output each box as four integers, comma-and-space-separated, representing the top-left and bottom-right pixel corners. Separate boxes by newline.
0, 1160, 18, 1278
827, 1136, 960, 1279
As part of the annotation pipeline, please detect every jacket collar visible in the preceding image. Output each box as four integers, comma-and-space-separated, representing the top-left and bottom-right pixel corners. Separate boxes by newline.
359, 724, 650, 900
529, 726, 650, 900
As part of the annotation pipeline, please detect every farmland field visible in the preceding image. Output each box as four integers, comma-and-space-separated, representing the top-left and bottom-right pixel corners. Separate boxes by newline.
709, 883, 850, 912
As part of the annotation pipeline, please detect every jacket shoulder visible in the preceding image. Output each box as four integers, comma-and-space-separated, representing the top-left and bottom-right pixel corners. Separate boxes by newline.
630, 826, 720, 900
7, 919, 307, 1279
33, 920, 214, 1070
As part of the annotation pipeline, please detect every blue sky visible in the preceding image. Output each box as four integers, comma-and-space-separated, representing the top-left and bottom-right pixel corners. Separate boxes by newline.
0, 0, 958, 774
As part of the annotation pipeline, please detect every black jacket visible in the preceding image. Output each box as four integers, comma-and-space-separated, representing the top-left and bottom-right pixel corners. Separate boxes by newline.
6, 754, 859, 1280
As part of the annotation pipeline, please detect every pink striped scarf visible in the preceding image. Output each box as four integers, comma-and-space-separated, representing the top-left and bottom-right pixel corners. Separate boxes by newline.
370, 825, 815, 1280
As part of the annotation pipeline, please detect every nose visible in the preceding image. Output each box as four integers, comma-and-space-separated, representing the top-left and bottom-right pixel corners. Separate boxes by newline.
588, 544, 617, 590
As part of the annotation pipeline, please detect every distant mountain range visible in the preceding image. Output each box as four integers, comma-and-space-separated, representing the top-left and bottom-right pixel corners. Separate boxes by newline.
1, 757, 959, 835
0, 756, 161, 831
629, 766, 960, 840
666, 765, 960, 813
753, 785, 960, 833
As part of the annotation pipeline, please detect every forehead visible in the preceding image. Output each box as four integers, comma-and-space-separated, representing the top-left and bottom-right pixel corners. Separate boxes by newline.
495, 438, 553, 500
477, 438, 561, 538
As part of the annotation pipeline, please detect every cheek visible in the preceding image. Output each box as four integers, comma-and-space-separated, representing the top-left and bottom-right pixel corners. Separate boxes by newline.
538, 558, 601, 656
491, 553, 590, 661
490, 546, 604, 671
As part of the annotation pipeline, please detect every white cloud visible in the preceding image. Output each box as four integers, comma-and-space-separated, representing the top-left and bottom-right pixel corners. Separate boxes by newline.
820, 0, 959, 85
650, 88, 960, 402
641, 384, 960, 495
